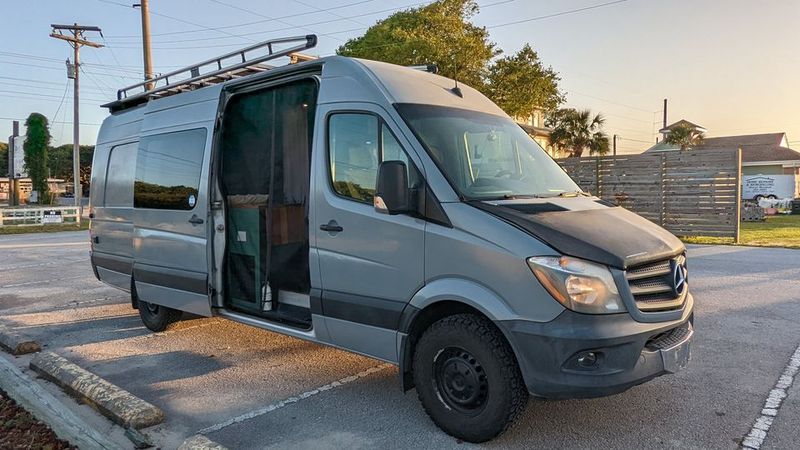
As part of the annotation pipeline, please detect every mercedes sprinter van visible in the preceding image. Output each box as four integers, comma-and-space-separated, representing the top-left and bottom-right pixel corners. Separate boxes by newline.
89, 35, 693, 442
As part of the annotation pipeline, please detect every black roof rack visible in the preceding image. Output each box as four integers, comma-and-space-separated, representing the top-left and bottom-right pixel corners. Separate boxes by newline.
104, 34, 317, 110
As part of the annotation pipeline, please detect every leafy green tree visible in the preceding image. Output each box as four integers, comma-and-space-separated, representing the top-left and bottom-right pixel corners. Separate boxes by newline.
49, 144, 94, 195
23, 113, 51, 203
0, 142, 7, 176
547, 108, 610, 157
664, 123, 705, 150
486, 44, 564, 117
337, 0, 498, 89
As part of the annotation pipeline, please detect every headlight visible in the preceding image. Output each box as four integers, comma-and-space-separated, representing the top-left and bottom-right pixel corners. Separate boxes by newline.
527, 256, 626, 314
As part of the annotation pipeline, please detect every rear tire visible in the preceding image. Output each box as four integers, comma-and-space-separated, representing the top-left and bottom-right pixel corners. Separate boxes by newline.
138, 300, 182, 332
412, 314, 528, 443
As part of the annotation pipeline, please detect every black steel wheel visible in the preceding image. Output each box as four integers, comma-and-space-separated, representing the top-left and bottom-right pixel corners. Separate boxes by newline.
413, 314, 527, 443
433, 347, 489, 416
138, 299, 182, 332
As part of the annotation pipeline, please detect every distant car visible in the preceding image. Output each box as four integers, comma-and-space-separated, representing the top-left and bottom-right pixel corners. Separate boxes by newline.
61, 192, 74, 198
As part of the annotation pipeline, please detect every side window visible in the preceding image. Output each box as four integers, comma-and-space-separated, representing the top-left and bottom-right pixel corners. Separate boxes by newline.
328, 114, 421, 204
104, 142, 137, 207
134, 128, 207, 210
329, 114, 379, 203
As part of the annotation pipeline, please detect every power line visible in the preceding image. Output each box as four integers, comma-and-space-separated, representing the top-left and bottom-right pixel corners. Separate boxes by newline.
131, 0, 514, 52
96, 0, 255, 45
206, 0, 346, 42
488, 0, 628, 28
618, 136, 654, 144
104, 1, 437, 49
50, 80, 71, 126
567, 89, 654, 113
102, 0, 380, 40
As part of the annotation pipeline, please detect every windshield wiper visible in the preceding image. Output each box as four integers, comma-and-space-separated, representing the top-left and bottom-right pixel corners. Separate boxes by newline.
502, 194, 542, 199
537, 191, 588, 198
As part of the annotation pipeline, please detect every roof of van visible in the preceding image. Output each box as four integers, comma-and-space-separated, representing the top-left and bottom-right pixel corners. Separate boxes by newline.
96, 56, 509, 145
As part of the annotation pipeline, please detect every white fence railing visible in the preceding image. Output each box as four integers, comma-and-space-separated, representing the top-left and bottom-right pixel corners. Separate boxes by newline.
0, 206, 82, 227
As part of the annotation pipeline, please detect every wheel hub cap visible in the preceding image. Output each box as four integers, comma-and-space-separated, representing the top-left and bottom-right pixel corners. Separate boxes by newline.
434, 348, 488, 414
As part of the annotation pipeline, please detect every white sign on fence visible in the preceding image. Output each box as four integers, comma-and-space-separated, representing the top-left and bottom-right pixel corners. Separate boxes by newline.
742, 175, 797, 200
42, 210, 63, 224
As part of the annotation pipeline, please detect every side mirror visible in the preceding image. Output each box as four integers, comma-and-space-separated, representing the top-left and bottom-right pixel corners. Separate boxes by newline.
374, 161, 410, 214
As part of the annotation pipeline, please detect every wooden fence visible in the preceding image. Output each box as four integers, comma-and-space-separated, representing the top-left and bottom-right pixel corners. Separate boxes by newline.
556, 148, 742, 241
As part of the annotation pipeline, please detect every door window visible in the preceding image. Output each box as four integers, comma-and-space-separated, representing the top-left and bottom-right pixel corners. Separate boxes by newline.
328, 114, 420, 203
134, 128, 207, 210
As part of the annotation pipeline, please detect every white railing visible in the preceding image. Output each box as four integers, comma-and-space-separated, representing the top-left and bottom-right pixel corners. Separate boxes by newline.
0, 206, 82, 227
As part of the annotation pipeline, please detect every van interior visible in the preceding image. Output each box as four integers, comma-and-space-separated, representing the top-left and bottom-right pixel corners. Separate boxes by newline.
218, 78, 318, 329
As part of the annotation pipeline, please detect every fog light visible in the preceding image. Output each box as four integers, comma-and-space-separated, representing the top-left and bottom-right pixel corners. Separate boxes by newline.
577, 352, 598, 367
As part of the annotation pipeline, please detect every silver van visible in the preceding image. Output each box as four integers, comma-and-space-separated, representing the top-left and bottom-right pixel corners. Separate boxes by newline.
89, 35, 693, 442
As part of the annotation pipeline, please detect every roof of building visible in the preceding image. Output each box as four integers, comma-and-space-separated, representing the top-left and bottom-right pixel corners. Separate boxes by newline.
658, 119, 707, 134
645, 130, 800, 164
518, 123, 553, 137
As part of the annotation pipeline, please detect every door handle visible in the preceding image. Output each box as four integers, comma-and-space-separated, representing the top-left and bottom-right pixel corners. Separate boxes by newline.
188, 214, 205, 225
319, 220, 343, 233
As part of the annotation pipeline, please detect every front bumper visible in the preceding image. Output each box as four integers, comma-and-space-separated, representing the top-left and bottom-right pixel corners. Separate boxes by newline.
498, 293, 694, 399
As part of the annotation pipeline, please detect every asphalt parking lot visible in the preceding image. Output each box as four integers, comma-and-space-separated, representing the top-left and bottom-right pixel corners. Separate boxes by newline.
1, 230, 799, 449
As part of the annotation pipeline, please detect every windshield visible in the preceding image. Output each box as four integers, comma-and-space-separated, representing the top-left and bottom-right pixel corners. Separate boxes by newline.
396, 104, 580, 200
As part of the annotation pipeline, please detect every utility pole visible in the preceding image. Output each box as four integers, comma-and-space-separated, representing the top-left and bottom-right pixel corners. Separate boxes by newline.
7, 121, 19, 206
613, 134, 617, 156
134, 1, 154, 90
50, 24, 103, 207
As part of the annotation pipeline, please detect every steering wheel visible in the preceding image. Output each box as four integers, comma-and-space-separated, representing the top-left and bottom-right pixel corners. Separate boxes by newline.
495, 170, 514, 178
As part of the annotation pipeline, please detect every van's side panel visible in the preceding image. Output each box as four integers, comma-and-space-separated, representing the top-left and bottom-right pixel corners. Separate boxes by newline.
91, 142, 137, 289
90, 108, 145, 291
131, 88, 221, 317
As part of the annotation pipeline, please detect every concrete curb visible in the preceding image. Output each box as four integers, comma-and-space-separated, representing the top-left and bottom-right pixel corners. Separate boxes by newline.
0, 326, 41, 355
179, 434, 229, 450
30, 351, 165, 429
0, 354, 126, 450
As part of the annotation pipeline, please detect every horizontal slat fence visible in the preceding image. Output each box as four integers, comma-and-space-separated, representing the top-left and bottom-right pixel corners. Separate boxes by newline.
557, 148, 741, 241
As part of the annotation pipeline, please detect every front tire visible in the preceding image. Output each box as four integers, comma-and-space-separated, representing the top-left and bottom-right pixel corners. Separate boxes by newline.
412, 314, 528, 443
138, 300, 182, 332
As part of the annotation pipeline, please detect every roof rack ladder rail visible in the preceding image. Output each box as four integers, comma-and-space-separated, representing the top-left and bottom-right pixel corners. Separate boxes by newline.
115, 34, 317, 101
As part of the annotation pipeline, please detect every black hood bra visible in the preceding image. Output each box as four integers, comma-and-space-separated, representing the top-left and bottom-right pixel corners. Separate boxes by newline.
471, 200, 685, 270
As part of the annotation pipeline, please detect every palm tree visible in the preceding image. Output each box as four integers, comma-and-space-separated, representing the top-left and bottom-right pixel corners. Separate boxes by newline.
664, 124, 705, 150
547, 108, 610, 157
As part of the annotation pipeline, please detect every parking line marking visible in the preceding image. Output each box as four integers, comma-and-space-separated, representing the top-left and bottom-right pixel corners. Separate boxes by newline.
197, 363, 393, 435
742, 343, 800, 449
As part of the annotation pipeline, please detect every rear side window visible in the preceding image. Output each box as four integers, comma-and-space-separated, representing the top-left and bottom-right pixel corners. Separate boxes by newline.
134, 128, 207, 210
104, 142, 137, 207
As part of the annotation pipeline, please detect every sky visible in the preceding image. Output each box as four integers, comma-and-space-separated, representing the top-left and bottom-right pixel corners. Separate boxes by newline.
2, 0, 799, 154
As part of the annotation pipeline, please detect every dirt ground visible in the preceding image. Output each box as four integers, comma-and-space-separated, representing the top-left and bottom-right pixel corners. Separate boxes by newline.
0, 389, 75, 450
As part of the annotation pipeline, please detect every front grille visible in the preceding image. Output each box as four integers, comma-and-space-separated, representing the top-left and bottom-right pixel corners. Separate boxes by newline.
646, 322, 693, 350
625, 255, 687, 312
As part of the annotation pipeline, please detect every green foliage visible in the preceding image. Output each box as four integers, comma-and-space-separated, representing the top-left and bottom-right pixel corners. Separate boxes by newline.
486, 44, 564, 117
546, 108, 610, 157
337, 0, 564, 120
337, 0, 498, 89
49, 144, 94, 194
664, 124, 705, 151
23, 113, 51, 203
0, 142, 7, 176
